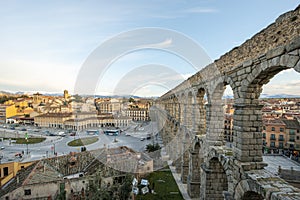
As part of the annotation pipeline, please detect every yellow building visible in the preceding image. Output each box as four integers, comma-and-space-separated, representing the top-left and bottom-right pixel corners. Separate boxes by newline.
0, 104, 17, 123
0, 161, 35, 187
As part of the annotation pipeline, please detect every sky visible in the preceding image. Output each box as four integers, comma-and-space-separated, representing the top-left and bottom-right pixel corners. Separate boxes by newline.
0, 0, 299, 97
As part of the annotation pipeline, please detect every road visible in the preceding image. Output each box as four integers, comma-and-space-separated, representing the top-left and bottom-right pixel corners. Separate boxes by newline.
0, 121, 162, 163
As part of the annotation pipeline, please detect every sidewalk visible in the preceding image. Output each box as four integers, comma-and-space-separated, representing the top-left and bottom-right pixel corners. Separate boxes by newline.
160, 145, 191, 199
168, 161, 191, 200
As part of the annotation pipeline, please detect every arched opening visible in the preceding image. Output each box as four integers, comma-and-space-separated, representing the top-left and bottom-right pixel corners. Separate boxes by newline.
187, 141, 202, 198
223, 85, 234, 147
206, 81, 232, 147
232, 51, 300, 164
205, 157, 228, 199
241, 191, 264, 200
260, 68, 300, 158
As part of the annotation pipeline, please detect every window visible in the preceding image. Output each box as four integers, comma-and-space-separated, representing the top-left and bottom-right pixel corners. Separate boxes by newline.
290, 129, 295, 135
279, 142, 284, 149
270, 134, 276, 140
3, 167, 8, 176
271, 127, 275, 131
297, 136, 299, 140
279, 135, 284, 141
280, 128, 284, 132
263, 140, 266, 145
263, 133, 266, 139
270, 142, 275, 147
263, 126, 266, 130
24, 189, 31, 195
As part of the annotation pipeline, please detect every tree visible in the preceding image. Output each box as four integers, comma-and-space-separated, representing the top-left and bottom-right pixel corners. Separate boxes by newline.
119, 174, 133, 200
128, 97, 135, 103
146, 143, 161, 152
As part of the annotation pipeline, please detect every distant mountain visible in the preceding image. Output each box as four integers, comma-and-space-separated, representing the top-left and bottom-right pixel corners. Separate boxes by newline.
260, 93, 300, 98
0, 91, 13, 95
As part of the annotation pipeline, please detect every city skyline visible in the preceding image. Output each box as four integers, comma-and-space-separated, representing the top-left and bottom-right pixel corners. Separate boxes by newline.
0, 1, 299, 97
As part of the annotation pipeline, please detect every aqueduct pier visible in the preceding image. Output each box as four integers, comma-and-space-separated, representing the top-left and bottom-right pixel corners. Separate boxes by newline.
155, 5, 300, 200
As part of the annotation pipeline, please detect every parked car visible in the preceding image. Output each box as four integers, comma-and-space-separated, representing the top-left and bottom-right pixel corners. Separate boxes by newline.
70, 132, 76, 136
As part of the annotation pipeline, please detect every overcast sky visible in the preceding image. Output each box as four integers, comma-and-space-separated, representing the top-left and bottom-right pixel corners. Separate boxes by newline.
0, 1, 299, 97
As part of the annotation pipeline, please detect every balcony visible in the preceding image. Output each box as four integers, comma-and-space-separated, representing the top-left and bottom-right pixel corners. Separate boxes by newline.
270, 137, 276, 141
289, 139, 295, 142
278, 138, 284, 141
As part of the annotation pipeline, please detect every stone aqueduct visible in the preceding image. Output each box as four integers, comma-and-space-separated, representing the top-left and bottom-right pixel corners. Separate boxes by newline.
155, 6, 300, 200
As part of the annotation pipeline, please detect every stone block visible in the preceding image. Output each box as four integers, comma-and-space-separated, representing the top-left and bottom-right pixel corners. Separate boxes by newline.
294, 59, 300, 73
286, 36, 300, 52
270, 56, 280, 66
287, 55, 299, 68
266, 45, 286, 59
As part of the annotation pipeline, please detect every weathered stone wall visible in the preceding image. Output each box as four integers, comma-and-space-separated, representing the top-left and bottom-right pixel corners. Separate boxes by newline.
156, 5, 300, 200
216, 5, 300, 73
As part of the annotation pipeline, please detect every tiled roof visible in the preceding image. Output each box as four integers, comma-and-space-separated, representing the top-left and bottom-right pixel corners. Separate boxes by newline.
282, 119, 300, 129
0, 161, 37, 197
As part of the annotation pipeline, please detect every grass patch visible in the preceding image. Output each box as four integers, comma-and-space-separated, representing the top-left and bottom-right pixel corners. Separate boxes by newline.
4, 138, 46, 144
68, 137, 99, 147
136, 167, 183, 200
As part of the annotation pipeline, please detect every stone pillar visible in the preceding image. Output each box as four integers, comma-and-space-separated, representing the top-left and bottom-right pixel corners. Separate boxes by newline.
205, 103, 224, 147
233, 104, 265, 167
201, 158, 228, 200
181, 149, 189, 183
187, 148, 202, 198
181, 135, 190, 183
174, 129, 183, 173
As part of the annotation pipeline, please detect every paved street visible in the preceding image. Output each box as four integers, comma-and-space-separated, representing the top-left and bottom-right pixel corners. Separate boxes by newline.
0, 121, 160, 163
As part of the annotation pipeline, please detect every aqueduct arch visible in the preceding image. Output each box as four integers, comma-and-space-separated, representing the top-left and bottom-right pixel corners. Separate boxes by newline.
155, 5, 300, 199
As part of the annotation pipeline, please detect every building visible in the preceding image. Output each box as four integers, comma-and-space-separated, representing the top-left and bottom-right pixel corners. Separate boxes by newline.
262, 119, 287, 151
63, 90, 69, 99
0, 104, 17, 124
224, 114, 233, 142
0, 148, 151, 199
34, 112, 132, 130
282, 118, 300, 151
34, 113, 73, 129
0, 161, 34, 187
96, 98, 122, 114
125, 108, 149, 121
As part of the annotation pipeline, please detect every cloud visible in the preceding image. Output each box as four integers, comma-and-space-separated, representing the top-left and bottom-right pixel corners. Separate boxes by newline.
136, 38, 173, 49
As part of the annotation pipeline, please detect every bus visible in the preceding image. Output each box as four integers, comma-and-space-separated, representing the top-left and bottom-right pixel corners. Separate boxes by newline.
103, 130, 119, 136
86, 130, 99, 135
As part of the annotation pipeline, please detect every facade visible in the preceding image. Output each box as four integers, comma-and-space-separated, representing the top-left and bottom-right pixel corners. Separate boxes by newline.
35, 112, 132, 130
0, 104, 17, 124
262, 118, 300, 152
224, 114, 233, 142
283, 118, 300, 151
0, 161, 34, 187
125, 108, 149, 121
34, 113, 73, 128
262, 119, 287, 151
96, 98, 122, 114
